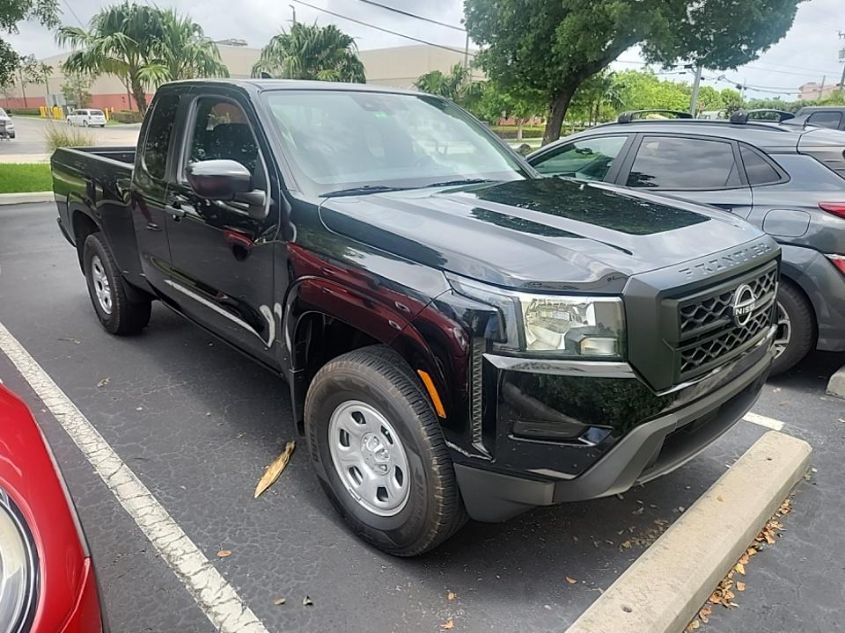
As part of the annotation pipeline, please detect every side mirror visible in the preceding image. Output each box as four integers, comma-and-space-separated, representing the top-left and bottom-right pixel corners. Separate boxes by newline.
186, 159, 252, 201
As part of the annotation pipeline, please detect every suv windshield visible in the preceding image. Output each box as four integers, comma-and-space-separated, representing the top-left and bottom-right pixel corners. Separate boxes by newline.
262, 89, 528, 195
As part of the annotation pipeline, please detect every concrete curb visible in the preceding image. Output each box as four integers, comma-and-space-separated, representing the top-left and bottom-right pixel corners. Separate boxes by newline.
0, 192, 53, 205
565, 431, 812, 633
827, 365, 845, 400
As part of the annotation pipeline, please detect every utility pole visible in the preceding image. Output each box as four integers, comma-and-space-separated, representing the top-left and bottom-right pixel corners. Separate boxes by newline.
838, 31, 845, 90
689, 64, 702, 116
818, 75, 826, 99
289, 4, 297, 25
463, 32, 469, 70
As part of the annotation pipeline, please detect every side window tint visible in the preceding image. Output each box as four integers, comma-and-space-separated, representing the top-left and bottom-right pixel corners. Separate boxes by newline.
532, 136, 627, 181
142, 94, 180, 180
627, 136, 741, 189
807, 111, 842, 130
740, 145, 781, 185
187, 97, 262, 186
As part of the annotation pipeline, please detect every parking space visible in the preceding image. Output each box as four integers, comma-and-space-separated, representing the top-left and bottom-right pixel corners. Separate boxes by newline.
1, 202, 842, 632
0, 116, 140, 161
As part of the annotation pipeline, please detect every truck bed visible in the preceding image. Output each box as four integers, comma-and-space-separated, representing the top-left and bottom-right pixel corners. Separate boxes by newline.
51, 145, 143, 288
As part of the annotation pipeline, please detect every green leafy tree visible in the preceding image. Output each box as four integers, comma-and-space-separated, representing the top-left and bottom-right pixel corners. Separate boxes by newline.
1, 0, 58, 87
612, 69, 690, 113
61, 71, 92, 107
252, 23, 365, 83
568, 71, 624, 125
465, 0, 803, 145
467, 81, 545, 137
147, 9, 228, 82
415, 64, 469, 101
57, 2, 168, 113
16, 54, 51, 107
720, 88, 744, 113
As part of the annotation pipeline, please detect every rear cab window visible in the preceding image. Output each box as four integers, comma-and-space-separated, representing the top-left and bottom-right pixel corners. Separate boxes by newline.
626, 136, 741, 190
141, 93, 180, 180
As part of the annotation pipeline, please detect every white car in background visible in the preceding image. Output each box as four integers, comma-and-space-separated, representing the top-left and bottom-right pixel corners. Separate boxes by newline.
0, 107, 15, 139
66, 109, 107, 127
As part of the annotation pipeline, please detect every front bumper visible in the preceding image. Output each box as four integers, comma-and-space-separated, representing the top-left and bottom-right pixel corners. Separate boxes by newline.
453, 327, 775, 522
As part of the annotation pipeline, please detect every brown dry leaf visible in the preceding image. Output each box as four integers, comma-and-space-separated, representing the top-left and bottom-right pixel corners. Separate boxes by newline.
698, 605, 712, 623
440, 618, 454, 630
447, 591, 456, 601
216, 550, 232, 558
689, 620, 701, 630
736, 581, 746, 592
735, 563, 746, 575
273, 597, 286, 606
254, 441, 296, 498
565, 576, 577, 585
739, 553, 750, 565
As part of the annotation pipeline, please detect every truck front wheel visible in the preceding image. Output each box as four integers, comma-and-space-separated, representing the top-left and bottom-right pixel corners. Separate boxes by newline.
83, 233, 151, 335
304, 346, 467, 556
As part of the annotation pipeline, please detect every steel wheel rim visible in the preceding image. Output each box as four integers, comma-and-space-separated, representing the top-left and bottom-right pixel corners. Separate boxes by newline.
773, 301, 791, 358
91, 254, 113, 315
328, 400, 410, 517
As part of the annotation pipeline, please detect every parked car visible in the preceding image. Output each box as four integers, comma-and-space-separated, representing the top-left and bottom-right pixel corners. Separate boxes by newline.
51, 80, 779, 555
791, 106, 845, 131
66, 109, 107, 127
0, 107, 15, 139
528, 109, 845, 374
0, 384, 107, 632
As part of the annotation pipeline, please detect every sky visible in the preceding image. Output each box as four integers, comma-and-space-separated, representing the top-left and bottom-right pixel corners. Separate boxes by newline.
5, 0, 845, 100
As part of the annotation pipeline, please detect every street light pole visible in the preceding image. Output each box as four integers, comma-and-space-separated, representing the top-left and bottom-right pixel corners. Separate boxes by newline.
290, 4, 297, 25
689, 64, 702, 116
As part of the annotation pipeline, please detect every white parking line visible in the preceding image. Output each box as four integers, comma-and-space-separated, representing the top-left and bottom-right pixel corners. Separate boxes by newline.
743, 412, 785, 431
0, 322, 270, 633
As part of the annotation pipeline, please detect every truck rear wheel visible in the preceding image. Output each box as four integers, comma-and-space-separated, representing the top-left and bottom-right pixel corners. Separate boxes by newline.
83, 233, 151, 335
304, 345, 467, 556
770, 280, 815, 376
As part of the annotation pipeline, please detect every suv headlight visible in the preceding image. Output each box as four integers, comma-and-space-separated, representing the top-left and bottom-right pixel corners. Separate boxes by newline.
448, 275, 626, 359
0, 491, 37, 633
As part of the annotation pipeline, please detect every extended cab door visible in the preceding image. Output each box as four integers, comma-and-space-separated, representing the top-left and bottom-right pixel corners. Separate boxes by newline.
615, 134, 754, 218
164, 90, 281, 366
132, 91, 182, 295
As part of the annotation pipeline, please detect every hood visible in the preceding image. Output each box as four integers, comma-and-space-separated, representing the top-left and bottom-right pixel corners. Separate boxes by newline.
318, 178, 766, 292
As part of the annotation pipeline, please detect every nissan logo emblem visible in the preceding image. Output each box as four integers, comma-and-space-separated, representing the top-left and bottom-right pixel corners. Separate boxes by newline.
732, 284, 757, 327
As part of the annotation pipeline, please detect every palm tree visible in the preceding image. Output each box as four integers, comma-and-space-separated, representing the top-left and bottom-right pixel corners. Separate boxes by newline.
252, 23, 365, 83
148, 9, 228, 83
414, 64, 469, 102
57, 2, 165, 113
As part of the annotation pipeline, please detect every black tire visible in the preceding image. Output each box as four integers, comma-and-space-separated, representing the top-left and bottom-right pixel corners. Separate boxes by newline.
770, 280, 815, 376
305, 345, 467, 556
83, 233, 151, 335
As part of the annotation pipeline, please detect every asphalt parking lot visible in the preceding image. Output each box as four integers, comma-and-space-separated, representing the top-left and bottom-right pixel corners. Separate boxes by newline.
1, 202, 843, 633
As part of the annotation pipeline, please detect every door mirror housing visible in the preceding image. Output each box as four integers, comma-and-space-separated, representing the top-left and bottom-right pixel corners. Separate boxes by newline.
186, 159, 253, 200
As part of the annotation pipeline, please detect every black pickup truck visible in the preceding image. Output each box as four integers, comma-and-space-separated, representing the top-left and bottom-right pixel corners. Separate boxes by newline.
52, 80, 780, 556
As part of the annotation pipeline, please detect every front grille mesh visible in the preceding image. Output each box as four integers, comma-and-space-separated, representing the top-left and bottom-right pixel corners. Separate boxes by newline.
679, 267, 777, 335
673, 263, 777, 379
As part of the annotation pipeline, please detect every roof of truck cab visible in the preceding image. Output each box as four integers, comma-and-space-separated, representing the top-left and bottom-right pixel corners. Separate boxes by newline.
160, 78, 423, 96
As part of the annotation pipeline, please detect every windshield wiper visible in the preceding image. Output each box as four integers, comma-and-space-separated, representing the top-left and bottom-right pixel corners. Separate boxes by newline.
321, 185, 411, 198
423, 178, 493, 188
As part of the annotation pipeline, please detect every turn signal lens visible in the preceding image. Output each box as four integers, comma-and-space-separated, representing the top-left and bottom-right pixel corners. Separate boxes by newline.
819, 202, 845, 219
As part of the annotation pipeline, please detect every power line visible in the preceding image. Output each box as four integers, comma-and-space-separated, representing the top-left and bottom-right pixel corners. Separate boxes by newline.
291, 0, 474, 57
60, 0, 85, 27
354, 0, 465, 32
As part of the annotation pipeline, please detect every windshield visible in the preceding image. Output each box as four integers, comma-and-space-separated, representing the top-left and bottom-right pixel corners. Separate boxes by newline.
91, 110, 104, 116
0, 108, 7, 118
262, 89, 528, 195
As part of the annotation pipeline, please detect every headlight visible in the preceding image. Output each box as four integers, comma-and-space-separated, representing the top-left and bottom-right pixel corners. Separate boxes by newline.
448, 275, 626, 359
0, 491, 37, 633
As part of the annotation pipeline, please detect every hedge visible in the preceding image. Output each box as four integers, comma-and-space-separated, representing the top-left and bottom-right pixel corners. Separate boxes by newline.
110, 110, 144, 123
6, 107, 42, 116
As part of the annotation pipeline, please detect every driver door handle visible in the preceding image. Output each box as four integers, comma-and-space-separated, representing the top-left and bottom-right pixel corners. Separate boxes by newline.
166, 195, 192, 221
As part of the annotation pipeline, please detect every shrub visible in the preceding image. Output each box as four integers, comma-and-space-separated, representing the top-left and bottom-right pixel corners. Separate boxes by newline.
44, 123, 94, 153
490, 125, 544, 139
110, 110, 144, 123
7, 107, 42, 116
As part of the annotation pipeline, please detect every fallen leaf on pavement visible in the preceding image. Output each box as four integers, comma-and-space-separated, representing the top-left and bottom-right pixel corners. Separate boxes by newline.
273, 597, 286, 605
216, 550, 232, 558
447, 591, 456, 601
565, 577, 577, 585
735, 562, 745, 575
303, 596, 314, 607
440, 618, 454, 630
736, 581, 746, 592
97, 377, 110, 388
254, 441, 296, 498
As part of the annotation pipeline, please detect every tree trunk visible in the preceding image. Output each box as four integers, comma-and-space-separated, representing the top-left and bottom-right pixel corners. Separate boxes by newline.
517, 118, 524, 141
542, 86, 576, 146
18, 69, 27, 108
129, 72, 147, 114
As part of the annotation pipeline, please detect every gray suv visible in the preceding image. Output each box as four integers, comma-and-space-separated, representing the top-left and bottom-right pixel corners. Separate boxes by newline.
528, 112, 845, 374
